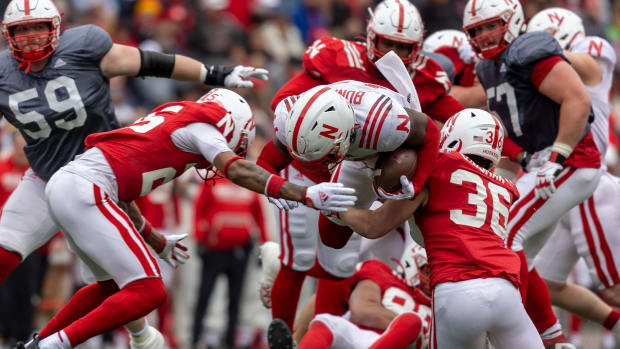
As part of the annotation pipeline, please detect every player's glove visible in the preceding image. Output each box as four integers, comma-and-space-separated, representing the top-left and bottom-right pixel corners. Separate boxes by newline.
305, 182, 356, 212
268, 197, 299, 210
457, 43, 477, 64
224, 65, 269, 88
535, 161, 563, 200
374, 175, 415, 200
157, 233, 190, 268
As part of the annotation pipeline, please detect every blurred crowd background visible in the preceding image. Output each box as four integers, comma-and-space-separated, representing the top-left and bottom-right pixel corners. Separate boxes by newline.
1, 0, 620, 348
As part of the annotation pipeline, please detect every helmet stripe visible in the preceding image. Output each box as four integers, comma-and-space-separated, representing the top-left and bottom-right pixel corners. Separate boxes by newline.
24, 0, 30, 15
291, 87, 331, 153
490, 114, 501, 149
471, 0, 477, 16
396, 0, 405, 33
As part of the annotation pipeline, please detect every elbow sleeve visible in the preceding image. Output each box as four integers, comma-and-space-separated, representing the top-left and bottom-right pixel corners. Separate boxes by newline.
256, 139, 292, 174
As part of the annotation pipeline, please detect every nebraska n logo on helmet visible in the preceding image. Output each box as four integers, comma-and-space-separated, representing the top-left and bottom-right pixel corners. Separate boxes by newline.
462, 0, 524, 60
366, 0, 424, 66
2, 0, 62, 72
526, 8, 586, 50
284, 85, 355, 169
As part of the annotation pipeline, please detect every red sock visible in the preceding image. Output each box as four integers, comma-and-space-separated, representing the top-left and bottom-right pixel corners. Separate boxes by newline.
306, 260, 344, 281
525, 268, 558, 334
603, 309, 620, 330
315, 278, 349, 316
64, 278, 166, 347
516, 250, 529, 303
369, 313, 422, 349
0, 247, 21, 285
299, 321, 333, 349
40, 280, 120, 338
271, 265, 306, 329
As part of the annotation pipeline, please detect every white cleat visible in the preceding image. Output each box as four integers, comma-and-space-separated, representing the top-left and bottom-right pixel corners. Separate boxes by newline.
259, 241, 282, 309
129, 326, 165, 349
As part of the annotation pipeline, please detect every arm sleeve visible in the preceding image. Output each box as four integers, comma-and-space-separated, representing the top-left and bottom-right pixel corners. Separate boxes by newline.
423, 93, 464, 123
502, 136, 524, 160
271, 70, 323, 111
252, 195, 269, 243
256, 139, 293, 174
170, 123, 231, 163
530, 56, 564, 88
411, 116, 440, 194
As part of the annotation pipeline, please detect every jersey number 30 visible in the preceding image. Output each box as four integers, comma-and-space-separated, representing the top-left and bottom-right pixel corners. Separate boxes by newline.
449, 169, 511, 239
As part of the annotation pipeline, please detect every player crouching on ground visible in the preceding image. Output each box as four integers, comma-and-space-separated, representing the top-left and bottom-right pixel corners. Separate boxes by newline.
17, 89, 357, 349
325, 109, 544, 348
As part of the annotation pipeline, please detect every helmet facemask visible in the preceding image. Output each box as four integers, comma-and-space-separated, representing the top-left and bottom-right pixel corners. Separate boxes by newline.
465, 17, 509, 60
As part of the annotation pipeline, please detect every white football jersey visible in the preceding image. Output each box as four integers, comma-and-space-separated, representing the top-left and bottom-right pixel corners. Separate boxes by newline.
572, 36, 616, 168
274, 80, 411, 161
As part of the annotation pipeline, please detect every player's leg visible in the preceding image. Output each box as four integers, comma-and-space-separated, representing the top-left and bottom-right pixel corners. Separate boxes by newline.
41, 172, 165, 347
0, 170, 59, 285
369, 312, 424, 349
191, 247, 223, 346
299, 314, 380, 349
432, 279, 490, 348
485, 278, 544, 348
271, 165, 319, 329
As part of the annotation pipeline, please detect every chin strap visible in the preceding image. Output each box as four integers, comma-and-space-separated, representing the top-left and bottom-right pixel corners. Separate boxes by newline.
18, 61, 32, 74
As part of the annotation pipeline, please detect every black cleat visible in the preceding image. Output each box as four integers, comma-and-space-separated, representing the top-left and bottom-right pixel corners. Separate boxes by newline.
13, 333, 41, 349
267, 319, 296, 349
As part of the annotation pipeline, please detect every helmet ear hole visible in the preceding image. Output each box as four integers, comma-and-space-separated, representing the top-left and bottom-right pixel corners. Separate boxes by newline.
448, 140, 459, 148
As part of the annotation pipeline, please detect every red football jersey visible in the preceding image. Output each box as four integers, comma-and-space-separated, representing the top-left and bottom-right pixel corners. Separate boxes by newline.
300, 36, 462, 122
416, 150, 521, 288
85, 101, 231, 201
0, 156, 28, 207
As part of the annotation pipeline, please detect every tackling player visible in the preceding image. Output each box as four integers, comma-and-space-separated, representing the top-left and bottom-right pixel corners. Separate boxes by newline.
0, 0, 267, 347
20, 88, 357, 349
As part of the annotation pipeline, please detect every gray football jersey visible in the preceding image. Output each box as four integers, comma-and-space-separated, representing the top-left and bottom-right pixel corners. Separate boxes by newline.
0, 25, 118, 180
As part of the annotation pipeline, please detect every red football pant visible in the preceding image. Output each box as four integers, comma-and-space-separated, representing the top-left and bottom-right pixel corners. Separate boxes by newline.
0, 247, 21, 285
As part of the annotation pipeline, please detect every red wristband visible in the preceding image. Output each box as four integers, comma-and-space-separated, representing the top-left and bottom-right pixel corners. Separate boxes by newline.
155, 236, 167, 253
223, 155, 243, 177
139, 219, 153, 240
265, 174, 286, 197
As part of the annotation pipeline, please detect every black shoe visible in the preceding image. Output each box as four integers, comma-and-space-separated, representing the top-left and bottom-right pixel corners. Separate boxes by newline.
267, 319, 296, 349
13, 333, 41, 349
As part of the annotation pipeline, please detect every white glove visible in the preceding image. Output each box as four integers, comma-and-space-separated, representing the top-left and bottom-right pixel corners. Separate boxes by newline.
305, 182, 356, 212
524, 146, 552, 172
224, 65, 269, 88
535, 161, 563, 200
157, 233, 190, 268
375, 175, 415, 200
268, 197, 299, 210
457, 43, 477, 64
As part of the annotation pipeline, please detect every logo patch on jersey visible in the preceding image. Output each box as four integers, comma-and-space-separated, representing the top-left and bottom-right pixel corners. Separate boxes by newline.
54, 58, 66, 68
500, 63, 507, 72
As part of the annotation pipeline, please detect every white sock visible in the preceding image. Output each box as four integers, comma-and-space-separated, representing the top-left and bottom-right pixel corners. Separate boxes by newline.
129, 319, 149, 337
39, 331, 72, 349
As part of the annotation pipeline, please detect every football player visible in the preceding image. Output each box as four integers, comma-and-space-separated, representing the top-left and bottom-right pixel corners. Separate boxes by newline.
0, 0, 267, 347
23, 88, 356, 349
332, 108, 544, 348
268, 243, 431, 349
257, 80, 440, 330
463, 0, 602, 346
528, 8, 620, 338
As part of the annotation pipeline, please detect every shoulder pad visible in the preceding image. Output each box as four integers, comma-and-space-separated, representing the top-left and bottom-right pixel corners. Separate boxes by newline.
572, 36, 616, 66
421, 51, 455, 84
302, 36, 366, 78
59, 24, 113, 61
506, 31, 564, 67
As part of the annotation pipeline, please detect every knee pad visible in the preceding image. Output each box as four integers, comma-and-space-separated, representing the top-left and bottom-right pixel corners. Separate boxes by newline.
318, 214, 353, 249
292, 251, 316, 271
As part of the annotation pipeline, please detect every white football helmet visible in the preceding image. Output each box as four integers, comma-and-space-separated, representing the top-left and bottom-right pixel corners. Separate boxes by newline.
285, 86, 355, 167
439, 108, 504, 167
526, 8, 585, 50
422, 29, 468, 52
197, 88, 255, 157
367, 0, 424, 65
462, 0, 524, 59
397, 242, 429, 291
2, 0, 61, 65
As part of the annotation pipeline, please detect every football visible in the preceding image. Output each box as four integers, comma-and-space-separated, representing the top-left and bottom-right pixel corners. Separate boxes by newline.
374, 148, 418, 193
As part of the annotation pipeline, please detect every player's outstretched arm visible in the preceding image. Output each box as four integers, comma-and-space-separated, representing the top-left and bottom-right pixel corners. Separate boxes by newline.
215, 151, 357, 212
338, 189, 427, 239
400, 109, 440, 194
563, 51, 603, 86
99, 43, 268, 88
349, 279, 397, 330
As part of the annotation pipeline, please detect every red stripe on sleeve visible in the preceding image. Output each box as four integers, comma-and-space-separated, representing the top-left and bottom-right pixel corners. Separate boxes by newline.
531, 56, 564, 89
